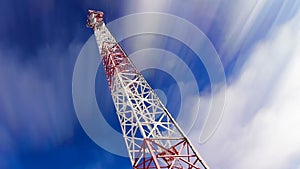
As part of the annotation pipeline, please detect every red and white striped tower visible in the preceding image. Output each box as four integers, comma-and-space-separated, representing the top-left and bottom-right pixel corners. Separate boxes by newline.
87, 10, 210, 169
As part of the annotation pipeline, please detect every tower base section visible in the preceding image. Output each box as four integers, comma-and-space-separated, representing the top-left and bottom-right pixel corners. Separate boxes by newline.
134, 138, 205, 169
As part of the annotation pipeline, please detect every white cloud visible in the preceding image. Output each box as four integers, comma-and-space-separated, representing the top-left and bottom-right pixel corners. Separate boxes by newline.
219, 0, 268, 63
0, 40, 81, 150
192, 9, 300, 169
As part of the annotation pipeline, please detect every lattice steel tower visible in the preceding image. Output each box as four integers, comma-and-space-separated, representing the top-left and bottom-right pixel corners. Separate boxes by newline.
87, 10, 210, 169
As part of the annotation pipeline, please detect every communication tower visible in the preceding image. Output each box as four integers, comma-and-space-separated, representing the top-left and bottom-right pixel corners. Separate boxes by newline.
87, 10, 210, 169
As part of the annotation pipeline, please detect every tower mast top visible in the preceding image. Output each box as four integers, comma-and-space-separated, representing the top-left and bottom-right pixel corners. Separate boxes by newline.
86, 10, 104, 29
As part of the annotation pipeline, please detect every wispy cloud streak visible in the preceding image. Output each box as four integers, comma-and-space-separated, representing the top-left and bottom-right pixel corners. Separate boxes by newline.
193, 11, 300, 169
0, 40, 81, 152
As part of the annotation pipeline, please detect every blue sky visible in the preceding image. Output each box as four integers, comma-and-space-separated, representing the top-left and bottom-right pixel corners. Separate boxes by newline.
0, 0, 300, 169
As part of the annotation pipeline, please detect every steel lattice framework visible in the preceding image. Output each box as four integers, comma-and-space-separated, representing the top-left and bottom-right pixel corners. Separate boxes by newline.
87, 10, 210, 169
